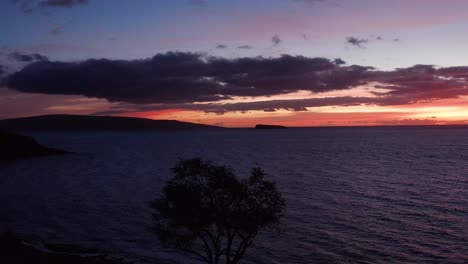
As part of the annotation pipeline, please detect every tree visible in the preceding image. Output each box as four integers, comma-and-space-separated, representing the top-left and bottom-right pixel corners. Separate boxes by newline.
151, 158, 285, 264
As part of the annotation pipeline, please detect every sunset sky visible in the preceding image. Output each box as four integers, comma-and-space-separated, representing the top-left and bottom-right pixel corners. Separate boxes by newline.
2, 0, 468, 127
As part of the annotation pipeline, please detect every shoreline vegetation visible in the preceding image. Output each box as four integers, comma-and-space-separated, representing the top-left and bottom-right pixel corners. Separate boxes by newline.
0, 233, 131, 264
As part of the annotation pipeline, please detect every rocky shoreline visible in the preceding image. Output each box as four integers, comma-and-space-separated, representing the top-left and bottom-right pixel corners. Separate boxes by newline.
0, 233, 131, 264
0, 130, 70, 161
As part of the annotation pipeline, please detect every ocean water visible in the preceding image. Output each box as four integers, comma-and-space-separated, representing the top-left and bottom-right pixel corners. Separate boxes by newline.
0, 127, 467, 263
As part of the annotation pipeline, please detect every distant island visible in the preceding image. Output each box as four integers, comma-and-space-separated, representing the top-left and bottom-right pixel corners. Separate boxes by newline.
255, 124, 288, 129
0, 130, 69, 161
0, 114, 221, 132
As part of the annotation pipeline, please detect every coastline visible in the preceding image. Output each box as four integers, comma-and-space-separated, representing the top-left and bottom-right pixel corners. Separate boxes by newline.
0, 233, 131, 264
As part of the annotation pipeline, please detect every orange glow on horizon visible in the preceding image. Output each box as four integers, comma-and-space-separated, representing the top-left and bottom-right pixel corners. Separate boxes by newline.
105, 89, 468, 127
115, 98, 468, 128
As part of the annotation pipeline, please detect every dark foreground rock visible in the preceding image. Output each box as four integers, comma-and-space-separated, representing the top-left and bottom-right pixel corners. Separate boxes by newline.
255, 124, 287, 129
0, 233, 130, 264
0, 130, 70, 161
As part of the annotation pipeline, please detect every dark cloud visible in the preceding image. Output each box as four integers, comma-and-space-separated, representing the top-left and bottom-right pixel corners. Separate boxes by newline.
294, 0, 326, 4
9, 52, 49, 62
6, 52, 468, 113
13, 0, 88, 13
393, 38, 400, 42
50, 26, 62, 35
237, 45, 253, 49
12, 0, 33, 13
346, 36, 369, 48
436, 66, 468, 78
38, 0, 88, 7
6, 52, 362, 104
0, 65, 8, 86
216, 44, 228, 49
188, 0, 206, 6
91, 96, 375, 115
272, 35, 282, 46
333, 58, 346, 65
91, 95, 393, 115
183, 96, 377, 114
366, 64, 468, 104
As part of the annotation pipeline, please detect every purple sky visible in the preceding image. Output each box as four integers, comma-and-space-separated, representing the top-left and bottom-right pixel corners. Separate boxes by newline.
2, 0, 468, 126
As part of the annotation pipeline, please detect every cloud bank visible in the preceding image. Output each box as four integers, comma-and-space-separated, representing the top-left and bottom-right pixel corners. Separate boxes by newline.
13, 0, 88, 13
9, 52, 49, 62
5, 52, 468, 113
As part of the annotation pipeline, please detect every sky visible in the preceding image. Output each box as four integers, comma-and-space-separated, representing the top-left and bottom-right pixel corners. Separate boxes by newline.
2, 0, 468, 127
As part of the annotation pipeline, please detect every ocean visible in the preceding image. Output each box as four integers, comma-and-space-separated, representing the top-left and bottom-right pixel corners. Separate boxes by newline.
0, 127, 467, 263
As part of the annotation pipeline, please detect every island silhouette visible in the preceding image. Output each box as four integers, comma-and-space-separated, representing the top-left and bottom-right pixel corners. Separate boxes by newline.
255, 124, 288, 129
0, 114, 222, 161
0, 114, 221, 131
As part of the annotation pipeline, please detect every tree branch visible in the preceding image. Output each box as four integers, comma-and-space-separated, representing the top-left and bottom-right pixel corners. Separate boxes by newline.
199, 233, 214, 263
181, 248, 211, 263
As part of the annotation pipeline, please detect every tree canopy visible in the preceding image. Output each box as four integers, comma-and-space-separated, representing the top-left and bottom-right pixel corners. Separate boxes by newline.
151, 158, 285, 264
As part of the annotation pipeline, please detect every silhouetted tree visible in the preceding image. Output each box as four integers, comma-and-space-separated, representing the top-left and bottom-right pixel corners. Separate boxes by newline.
151, 158, 284, 264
